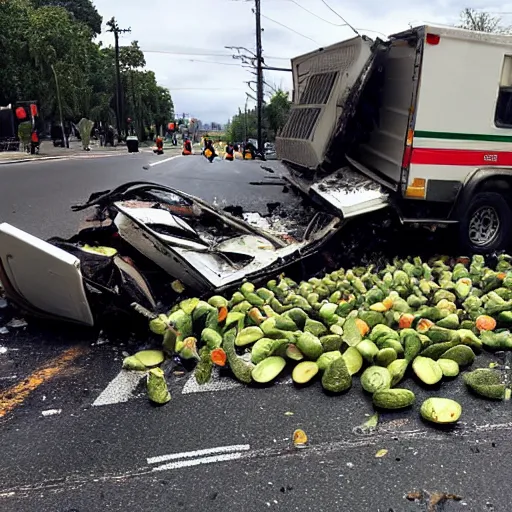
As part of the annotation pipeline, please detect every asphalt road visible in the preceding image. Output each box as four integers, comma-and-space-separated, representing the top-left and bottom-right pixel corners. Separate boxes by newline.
0, 154, 511, 511
0, 151, 287, 239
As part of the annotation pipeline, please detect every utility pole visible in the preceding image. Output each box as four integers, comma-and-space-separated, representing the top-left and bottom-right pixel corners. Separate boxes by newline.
255, 0, 263, 152
50, 64, 68, 148
107, 17, 131, 142
244, 95, 249, 142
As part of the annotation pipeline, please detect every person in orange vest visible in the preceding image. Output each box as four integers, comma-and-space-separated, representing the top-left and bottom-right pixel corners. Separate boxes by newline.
31, 129, 40, 155
225, 142, 234, 161
203, 138, 216, 163
154, 136, 164, 155
182, 138, 192, 155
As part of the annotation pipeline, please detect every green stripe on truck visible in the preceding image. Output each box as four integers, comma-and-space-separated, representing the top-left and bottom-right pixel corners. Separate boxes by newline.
415, 131, 512, 143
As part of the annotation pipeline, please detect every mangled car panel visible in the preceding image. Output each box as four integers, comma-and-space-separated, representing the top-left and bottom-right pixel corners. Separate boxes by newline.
0, 182, 341, 326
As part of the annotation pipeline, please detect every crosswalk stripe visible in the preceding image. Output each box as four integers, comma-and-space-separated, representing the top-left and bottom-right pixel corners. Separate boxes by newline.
92, 369, 146, 406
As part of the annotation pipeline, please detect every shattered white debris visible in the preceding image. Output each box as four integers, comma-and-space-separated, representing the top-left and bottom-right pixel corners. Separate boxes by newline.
41, 409, 62, 417
0, 327, 8, 335
6, 318, 28, 329
242, 212, 272, 230
0, 345, 7, 354
92, 331, 109, 346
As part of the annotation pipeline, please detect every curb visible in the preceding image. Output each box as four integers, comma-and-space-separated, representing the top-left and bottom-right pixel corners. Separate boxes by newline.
0, 156, 66, 165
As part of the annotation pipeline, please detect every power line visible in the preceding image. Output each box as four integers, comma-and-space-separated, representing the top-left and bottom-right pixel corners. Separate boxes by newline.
188, 59, 247, 67
286, 0, 345, 26
261, 13, 318, 43
141, 47, 290, 61
319, 0, 359, 35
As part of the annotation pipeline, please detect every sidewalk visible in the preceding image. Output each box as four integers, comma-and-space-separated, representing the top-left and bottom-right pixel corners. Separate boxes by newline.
0, 139, 182, 164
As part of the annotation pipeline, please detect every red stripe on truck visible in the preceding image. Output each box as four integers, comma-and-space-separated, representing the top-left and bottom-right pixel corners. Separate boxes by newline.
410, 148, 512, 166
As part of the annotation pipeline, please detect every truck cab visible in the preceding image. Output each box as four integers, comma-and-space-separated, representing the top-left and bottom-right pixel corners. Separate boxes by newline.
276, 24, 512, 253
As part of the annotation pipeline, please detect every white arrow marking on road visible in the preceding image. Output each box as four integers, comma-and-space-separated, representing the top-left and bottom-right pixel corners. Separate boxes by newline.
146, 155, 182, 168
182, 367, 244, 394
92, 370, 146, 407
148, 444, 251, 472
182, 367, 292, 394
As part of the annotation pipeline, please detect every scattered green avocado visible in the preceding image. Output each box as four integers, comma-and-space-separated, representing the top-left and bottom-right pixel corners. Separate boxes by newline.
420, 397, 462, 423
463, 369, 506, 400
441, 345, 475, 367
343, 347, 363, 375
373, 388, 415, 409
437, 358, 460, 377
361, 366, 392, 394
321, 356, 352, 393
375, 348, 397, 367
292, 361, 319, 384
387, 359, 408, 386
252, 356, 286, 383
412, 356, 443, 385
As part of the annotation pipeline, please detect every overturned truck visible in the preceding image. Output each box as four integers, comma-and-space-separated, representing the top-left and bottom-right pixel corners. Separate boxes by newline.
2, 24, 512, 327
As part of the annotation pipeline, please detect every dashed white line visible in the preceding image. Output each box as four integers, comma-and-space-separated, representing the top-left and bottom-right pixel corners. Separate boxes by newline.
145, 155, 182, 168
147, 444, 250, 465
92, 370, 146, 407
152, 451, 245, 471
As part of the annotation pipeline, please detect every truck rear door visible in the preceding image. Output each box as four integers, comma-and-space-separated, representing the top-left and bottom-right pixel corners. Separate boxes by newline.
276, 36, 377, 171
276, 36, 390, 219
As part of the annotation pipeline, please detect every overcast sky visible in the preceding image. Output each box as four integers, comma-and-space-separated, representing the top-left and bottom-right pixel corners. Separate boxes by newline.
93, 0, 511, 124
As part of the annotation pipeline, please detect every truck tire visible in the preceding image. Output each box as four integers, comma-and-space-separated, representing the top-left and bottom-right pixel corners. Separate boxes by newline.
459, 191, 512, 253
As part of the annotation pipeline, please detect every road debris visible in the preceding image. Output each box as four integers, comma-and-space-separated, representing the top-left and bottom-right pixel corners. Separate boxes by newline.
375, 449, 388, 458
406, 490, 462, 511
147, 367, 171, 404
0, 327, 8, 335
292, 429, 308, 448
6, 318, 27, 329
41, 409, 62, 417
0, 346, 7, 354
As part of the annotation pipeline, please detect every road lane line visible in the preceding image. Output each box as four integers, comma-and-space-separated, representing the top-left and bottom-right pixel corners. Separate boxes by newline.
147, 444, 250, 465
152, 452, 246, 472
0, 346, 86, 418
92, 369, 146, 407
146, 155, 182, 168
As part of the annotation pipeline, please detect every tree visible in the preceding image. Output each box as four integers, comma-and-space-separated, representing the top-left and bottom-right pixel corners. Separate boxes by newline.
458, 8, 510, 33
0, 0, 173, 139
265, 89, 291, 141
227, 89, 291, 144
30, 0, 102, 35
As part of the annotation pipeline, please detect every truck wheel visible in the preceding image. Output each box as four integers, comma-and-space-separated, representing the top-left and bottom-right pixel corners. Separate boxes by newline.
459, 191, 512, 253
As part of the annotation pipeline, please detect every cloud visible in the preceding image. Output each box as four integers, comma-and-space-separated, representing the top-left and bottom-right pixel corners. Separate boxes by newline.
92, 0, 512, 123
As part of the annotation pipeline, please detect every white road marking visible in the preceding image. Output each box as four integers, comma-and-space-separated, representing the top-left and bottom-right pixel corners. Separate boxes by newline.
41, 409, 62, 417
147, 444, 250, 465
92, 370, 146, 407
152, 452, 246, 472
182, 367, 292, 394
182, 367, 244, 394
146, 155, 182, 167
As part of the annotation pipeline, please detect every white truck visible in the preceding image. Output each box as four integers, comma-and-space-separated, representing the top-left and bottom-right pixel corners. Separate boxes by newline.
276, 24, 512, 254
